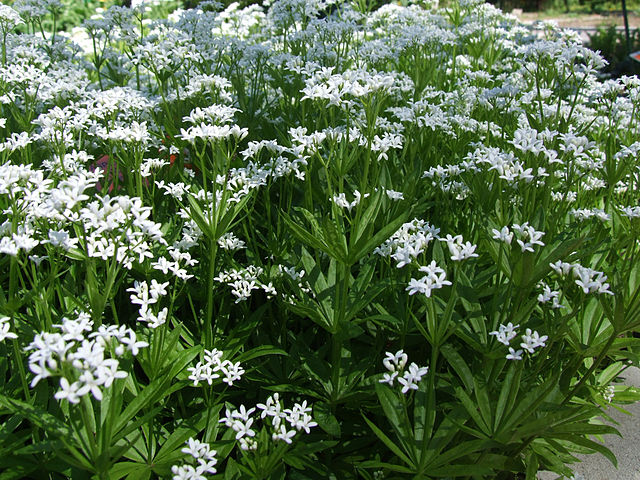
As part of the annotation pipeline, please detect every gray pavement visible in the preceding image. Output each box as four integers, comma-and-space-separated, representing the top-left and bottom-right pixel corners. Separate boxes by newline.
538, 367, 640, 480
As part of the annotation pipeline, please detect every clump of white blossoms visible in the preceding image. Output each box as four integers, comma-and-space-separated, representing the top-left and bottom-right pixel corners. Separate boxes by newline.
491, 223, 545, 253
25, 312, 147, 403
442, 234, 479, 261
374, 218, 440, 268
379, 350, 429, 394
406, 260, 451, 297
187, 348, 244, 387
127, 279, 170, 329
549, 260, 614, 295
151, 247, 199, 281
217, 231, 245, 251
332, 190, 370, 212
490, 323, 547, 361
219, 393, 317, 451
620, 206, 640, 218
0, 5, 23, 33
537, 282, 564, 309
171, 438, 218, 480
214, 265, 276, 303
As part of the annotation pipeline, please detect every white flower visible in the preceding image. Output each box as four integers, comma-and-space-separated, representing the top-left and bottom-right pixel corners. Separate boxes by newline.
257, 393, 285, 422
492, 226, 513, 245
0, 5, 23, 31
443, 235, 479, 261
232, 417, 256, 440
379, 371, 398, 385
520, 328, 548, 353
119, 330, 148, 356
405, 362, 429, 383
537, 284, 564, 309
398, 373, 420, 394
54, 378, 82, 404
506, 347, 523, 361
272, 424, 297, 444
383, 350, 408, 372
489, 323, 519, 346
220, 360, 244, 386
620, 206, 640, 218
385, 189, 404, 200
0, 316, 17, 342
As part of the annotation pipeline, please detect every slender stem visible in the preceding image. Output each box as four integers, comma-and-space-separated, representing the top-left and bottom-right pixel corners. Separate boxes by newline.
204, 238, 218, 348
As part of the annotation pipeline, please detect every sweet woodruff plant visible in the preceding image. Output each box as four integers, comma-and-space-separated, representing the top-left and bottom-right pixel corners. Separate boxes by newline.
0, 0, 639, 479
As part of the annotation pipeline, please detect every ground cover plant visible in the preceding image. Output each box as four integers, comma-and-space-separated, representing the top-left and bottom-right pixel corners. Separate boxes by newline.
0, 0, 640, 478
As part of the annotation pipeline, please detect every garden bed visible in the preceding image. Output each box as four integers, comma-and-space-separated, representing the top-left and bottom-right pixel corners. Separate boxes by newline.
0, 0, 639, 478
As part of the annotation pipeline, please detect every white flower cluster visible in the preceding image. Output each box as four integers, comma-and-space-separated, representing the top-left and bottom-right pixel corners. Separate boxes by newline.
379, 350, 429, 394
278, 264, 314, 301
549, 261, 614, 296
374, 218, 440, 268
332, 190, 369, 212
571, 208, 611, 222
491, 222, 545, 253
217, 232, 246, 251
187, 348, 244, 386
406, 260, 451, 297
179, 123, 249, 144
620, 206, 640, 219
0, 316, 18, 342
537, 282, 564, 309
489, 323, 547, 361
214, 265, 276, 303
0, 5, 23, 32
603, 385, 615, 403
127, 279, 170, 329
300, 67, 413, 108
183, 104, 240, 126
441, 234, 479, 261
151, 247, 199, 281
0, 162, 168, 270
219, 394, 317, 451
25, 312, 147, 403
171, 438, 218, 480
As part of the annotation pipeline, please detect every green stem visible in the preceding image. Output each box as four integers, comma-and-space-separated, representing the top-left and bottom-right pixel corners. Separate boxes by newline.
204, 239, 218, 348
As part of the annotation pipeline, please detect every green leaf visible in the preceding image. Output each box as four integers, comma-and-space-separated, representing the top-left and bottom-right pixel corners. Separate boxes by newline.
321, 216, 348, 263
348, 211, 409, 264
187, 194, 213, 238
358, 460, 414, 474
350, 189, 382, 249
216, 193, 251, 239
281, 211, 328, 254
154, 405, 223, 463
235, 345, 287, 363
314, 402, 341, 437
0, 394, 72, 439
454, 387, 490, 437
286, 300, 334, 333
112, 347, 200, 439
361, 414, 414, 469
441, 344, 474, 392
525, 450, 538, 480
109, 462, 147, 480
494, 362, 521, 432
473, 376, 493, 435
374, 383, 416, 460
